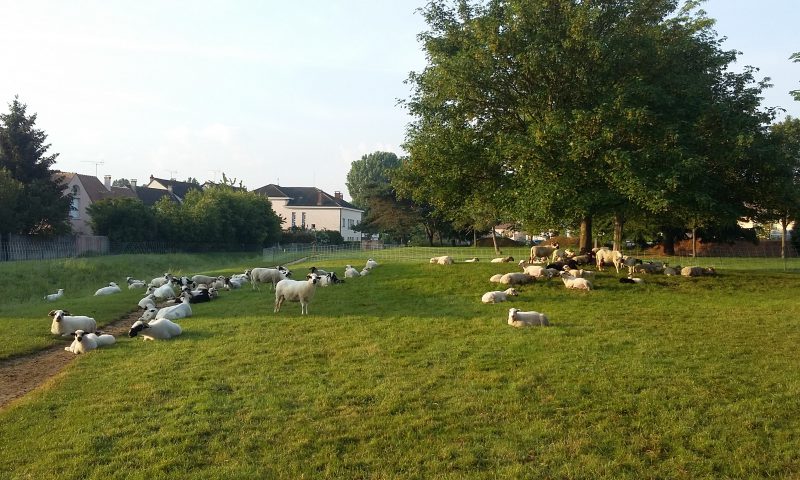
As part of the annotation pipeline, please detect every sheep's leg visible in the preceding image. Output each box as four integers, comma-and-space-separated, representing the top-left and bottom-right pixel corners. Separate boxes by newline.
274, 295, 284, 313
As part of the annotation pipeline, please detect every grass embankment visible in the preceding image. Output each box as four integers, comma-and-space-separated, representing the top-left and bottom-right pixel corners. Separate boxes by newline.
1, 253, 799, 478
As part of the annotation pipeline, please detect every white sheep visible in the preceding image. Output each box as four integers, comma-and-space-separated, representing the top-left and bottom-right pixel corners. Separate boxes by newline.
595, 248, 623, 273
147, 283, 176, 300
128, 318, 182, 340
139, 306, 158, 321
344, 265, 361, 278
274, 273, 322, 315
529, 243, 560, 263
681, 266, 716, 277
522, 265, 551, 278
227, 276, 248, 289
190, 274, 218, 285
490, 256, 515, 263
500, 272, 535, 285
489, 274, 504, 283
429, 255, 453, 265
64, 329, 115, 354
94, 282, 121, 296
138, 293, 157, 310
464, 257, 480, 263
44, 288, 64, 302
149, 273, 173, 288
155, 294, 193, 320
564, 268, 595, 279
560, 271, 593, 291
128, 281, 147, 289
247, 266, 290, 290
360, 267, 371, 276
49, 310, 97, 336
664, 265, 681, 276
481, 288, 519, 304
507, 308, 550, 327
365, 258, 379, 269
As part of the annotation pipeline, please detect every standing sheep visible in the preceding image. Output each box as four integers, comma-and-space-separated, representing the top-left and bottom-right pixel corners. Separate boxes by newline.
274, 273, 322, 315
529, 242, 560, 263
247, 266, 290, 291
595, 248, 623, 273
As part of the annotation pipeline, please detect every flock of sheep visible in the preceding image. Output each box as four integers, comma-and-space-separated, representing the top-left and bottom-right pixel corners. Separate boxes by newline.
433, 243, 717, 329
45, 258, 381, 354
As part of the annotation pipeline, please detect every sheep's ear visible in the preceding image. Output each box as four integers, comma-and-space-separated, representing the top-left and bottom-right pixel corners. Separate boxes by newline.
63, 310, 71, 316
48, 310, 56, 316
70, 332, 77, 338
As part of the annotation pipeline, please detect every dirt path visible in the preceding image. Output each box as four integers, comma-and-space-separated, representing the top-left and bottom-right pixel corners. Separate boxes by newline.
0, 310, 141, 410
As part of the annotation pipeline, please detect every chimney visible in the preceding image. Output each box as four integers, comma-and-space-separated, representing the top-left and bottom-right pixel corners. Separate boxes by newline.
334, 191, 343, 200
317, 190, 323, 205
130, 179, 137, 191
104, 175, 111, 190
167, 184, 173, 193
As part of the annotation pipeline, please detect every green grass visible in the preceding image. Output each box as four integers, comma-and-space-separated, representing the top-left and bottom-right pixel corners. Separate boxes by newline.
1, 253, 800, 478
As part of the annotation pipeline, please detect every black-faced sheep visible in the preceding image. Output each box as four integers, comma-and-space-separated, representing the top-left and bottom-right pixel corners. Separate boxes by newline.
128, 318, 182, 340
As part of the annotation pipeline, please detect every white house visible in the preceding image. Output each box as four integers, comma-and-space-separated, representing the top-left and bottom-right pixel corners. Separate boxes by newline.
53, 173, 138, 235
252, 184, 363, 241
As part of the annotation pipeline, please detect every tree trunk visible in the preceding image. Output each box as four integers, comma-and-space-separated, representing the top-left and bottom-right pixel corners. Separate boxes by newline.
579, 216, 592, 254
473, 229, 477, 248
491, 227, 500, 255
613, 213, 624, 251
662, 232, 675, 256
0, 232, 7, 262
781, 215, 788, 260
691, 226, 697, 257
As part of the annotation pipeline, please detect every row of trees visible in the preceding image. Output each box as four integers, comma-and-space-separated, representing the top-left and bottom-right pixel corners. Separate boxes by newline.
350, 0, 800, 256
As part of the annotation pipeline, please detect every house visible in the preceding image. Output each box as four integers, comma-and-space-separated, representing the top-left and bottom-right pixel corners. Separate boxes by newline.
252, 184, 364, 241
53, 173, 138, 235
145, 175, 202, 202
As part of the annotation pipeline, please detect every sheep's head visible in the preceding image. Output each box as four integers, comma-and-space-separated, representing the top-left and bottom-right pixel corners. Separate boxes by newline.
504, 288, 519, 296
140, 307, 158, 321
73, 329, 87, 342
508, 308, 518, 321
128, 320, 150, 338
109, 282, 118, 287
49, 309, 70, 321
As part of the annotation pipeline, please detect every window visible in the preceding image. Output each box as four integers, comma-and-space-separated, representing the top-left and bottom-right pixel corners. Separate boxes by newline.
301, 212, 306, 229
291, 212, 296, 227
341, 217, 345, 228
70, 198, 80, 219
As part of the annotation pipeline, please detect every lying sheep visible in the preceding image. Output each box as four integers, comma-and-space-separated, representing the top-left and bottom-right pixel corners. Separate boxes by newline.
344, 265, 360, 278
481, 288, 519, 304
564, 268, 595, 279
49, 310, 96, 336
681, 266, 716, 277
128, 280, 147, 289
190, 274, 219, 285
64, 329, 115, 354
275, 273, 322, 315
619, 277, 644, 284
44, 288, 64, 302
94, 282, 121, 296
147, 283, 176, 301
156, 294, 193, 320
128, 318, 182, 341
429, 255, 454, 265
523, 265, 554, 279
560, 271, 592, 291
360, 267, 371, 276
138, 293, 157, 310
507, 308, 549, 327
464, 257, 480, 263
247, 266, 290, 290
150, 273, 173, 288
500, 272, 535, 285
489, 274, 504, 283
365, 258, 379, 269
309, 266, 329, 276
139, 307, 158, 322
490, 256, 514, 263
664, 265, 681, 276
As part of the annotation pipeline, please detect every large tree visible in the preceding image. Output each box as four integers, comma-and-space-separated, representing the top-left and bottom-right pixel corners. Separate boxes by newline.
401, 0, 772, 255
87, 197, 158, 243
0, 96, 71, 238
345, 151, 401, 210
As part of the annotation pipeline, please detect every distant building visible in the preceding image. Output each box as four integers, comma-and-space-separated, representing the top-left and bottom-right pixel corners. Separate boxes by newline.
252, 184, 363, 241
53, 173, 137, 235
145, 175, 202, 202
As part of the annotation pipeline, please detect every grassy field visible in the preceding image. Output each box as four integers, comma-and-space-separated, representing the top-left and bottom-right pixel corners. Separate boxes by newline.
1, 250, 799, 478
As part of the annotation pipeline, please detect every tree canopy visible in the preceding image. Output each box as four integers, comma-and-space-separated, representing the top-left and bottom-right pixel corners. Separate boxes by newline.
345, 151, 401, 209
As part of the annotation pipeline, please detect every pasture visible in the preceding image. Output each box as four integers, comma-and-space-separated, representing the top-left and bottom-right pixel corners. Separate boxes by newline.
1, 249, 799, 478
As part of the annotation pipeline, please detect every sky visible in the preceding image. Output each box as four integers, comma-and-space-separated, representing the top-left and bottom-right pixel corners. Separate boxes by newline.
0, 0, 797, 201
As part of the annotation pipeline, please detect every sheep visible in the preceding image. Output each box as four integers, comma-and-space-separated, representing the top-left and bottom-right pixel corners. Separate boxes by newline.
138, 293, 157, 310
595, 248, 623, 273
365, 258, 379, 269
128, 318, 182, 341
128, 280, 147, 289
227, 276, 248, 289
139, 306, 158, 322
571, 253, 594, 266
246, 266, 291, 290
619, 277, 644, 284
560, 271, 593, 291
209, 276, 228, 290
49, 310, 97, 336
318, 272, 343, 286
360, 267, 371, 276
481, 288, 519, 304
664, 265, 681, 276
564, 268, 595, 279
126, 276, 144, 285
529, 242, 560, 263
500, 272, 535, 285
190, 274, 219, 285
309, 266, 329, 276
489, 274, 504, 283
632, 262, 664, 274
64, 330, 115, 354
147, 283, 176, 301
155, 294, 193, 320
681, 266, 717, 277
183, 288, 212, 303
274, 273, 322, 315
429, 255, 454, 265
490, 256, 515, 263
621, 255, 643, 275
344, 265, 361, 278
507, 308, 550, 327
44, 288, 64, 302
94, 282, 121, 296
464, 257, 480, 263
149, 273, 173, 288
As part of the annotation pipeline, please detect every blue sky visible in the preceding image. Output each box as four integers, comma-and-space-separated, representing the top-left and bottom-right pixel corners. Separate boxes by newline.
0, 0, 797, 200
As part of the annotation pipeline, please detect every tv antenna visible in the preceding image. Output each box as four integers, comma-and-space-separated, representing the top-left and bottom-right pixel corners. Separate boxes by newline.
167, 170, 178, 180
81, 160, 105, 177
209, 169, 221, 182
